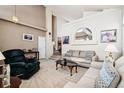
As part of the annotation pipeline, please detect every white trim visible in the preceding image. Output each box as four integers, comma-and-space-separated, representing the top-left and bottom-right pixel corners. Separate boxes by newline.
0, 18, 47, 31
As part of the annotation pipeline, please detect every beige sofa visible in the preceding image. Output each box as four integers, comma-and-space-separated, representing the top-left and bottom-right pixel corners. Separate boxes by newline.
63, 50, 99, 67
64, 56, 124, 88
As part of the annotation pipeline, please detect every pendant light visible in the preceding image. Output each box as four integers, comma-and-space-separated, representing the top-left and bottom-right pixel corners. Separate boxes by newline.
12, 5, 19, 23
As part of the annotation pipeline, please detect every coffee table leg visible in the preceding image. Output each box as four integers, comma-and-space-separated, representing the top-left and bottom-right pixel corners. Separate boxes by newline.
68, 66, 73, 76
56, 63, 58, 70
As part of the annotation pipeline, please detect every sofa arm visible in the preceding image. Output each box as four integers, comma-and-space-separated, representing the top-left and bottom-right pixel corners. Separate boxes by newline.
90, 61, 103, 69
92, 55, 99, 61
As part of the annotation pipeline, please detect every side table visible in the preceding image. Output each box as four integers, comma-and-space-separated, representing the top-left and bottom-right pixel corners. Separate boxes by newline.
10, 76, 22, 88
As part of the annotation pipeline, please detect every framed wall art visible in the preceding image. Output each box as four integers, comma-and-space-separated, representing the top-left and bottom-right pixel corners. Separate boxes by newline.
101, 29, 117, 43
63, 36, 69, 44
23, 33, 34, 41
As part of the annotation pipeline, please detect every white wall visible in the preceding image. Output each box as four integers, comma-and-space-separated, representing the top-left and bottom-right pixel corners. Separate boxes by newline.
52, 16, 57, 50
57, 17, 67, 37
46, 8, 53, 59
0, 5, 46, 30
123, 8, 124, 55
61, 9, 122, 60
0, 5, 46, 51
82, 11, 101, 18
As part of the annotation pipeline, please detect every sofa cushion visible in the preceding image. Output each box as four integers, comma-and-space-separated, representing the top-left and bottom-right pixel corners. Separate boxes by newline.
68, 50, 73, 54
75, 77, 96, 88
63, 50, 97, 68
90, 61, 103, 69
85, 51, 95, 60
71, 68, 99, 88
79, 51, 87, 58
95, 62, 120, 88
65, 52, 72, 57
63, 57, 91, 64
65, 50, 73, 57
10, 62, 26, 68
72, 50, 80, 57
64, 76, 97, 88
70, 57, 91, 64
63, 57, 91, 67
64, 62, 102, 88
63, 56, 71, 60
115, 56, 124, 69
64, 76, 96, 88
114, 56, 124, 88
116, 65, 124, 87
79, 51, 95, 60
83, 67, 100, 79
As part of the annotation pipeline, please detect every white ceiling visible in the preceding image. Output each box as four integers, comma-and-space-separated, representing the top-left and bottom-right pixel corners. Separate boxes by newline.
45, 5, 122, 21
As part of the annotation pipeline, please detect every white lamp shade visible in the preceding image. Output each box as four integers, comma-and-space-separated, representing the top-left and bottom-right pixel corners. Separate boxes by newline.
105, 44, 118, 53
0, 51, 5, 60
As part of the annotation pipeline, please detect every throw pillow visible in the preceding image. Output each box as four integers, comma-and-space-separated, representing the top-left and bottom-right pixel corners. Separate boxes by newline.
72, 50, 79, 57
65, 52, 72, 57
65, 51, 72, 57
95, 61, 120, 88
79, 51, 86, 58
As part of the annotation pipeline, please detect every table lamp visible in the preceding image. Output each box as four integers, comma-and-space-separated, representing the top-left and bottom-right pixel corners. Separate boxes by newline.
105, 44, 118, 62
0, 51, 5, 64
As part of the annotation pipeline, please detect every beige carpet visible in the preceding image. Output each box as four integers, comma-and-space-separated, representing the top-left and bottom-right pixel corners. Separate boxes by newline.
20, 59, 88, 88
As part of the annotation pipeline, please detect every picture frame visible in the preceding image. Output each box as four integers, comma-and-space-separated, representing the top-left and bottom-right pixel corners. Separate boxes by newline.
23, 33, 34, 41
101, 29, 117, 43
63, 36, 69, 44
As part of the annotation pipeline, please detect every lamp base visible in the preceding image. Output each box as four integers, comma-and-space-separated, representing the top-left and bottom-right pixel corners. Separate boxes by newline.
105, 52, 114, 63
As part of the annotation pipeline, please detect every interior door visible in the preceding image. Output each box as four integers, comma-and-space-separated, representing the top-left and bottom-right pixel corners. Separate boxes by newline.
38, 36, 46, 59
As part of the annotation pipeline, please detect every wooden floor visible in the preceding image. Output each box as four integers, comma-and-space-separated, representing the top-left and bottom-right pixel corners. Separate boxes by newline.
20, 59, 88, 88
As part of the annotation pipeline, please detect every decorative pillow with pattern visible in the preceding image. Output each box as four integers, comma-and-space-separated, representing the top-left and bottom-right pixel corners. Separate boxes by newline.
95, 61, 120, 88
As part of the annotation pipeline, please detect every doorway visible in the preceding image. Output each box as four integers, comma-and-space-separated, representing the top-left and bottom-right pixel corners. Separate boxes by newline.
38, 36, 46, 59
51, 15, 62, 58
57, 37, 62, 55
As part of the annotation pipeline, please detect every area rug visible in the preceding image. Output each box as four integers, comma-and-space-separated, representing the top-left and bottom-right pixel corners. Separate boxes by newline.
20, 59, 88, 88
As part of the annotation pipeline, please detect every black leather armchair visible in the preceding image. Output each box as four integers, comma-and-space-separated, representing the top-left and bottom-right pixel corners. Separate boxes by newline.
3, 49, 40, 79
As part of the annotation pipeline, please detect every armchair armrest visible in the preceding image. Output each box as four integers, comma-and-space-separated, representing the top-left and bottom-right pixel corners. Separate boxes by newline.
10, 62, 26, 68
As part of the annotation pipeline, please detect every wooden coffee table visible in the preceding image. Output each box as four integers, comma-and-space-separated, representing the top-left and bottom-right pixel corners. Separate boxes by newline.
56, 59, 78, 76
